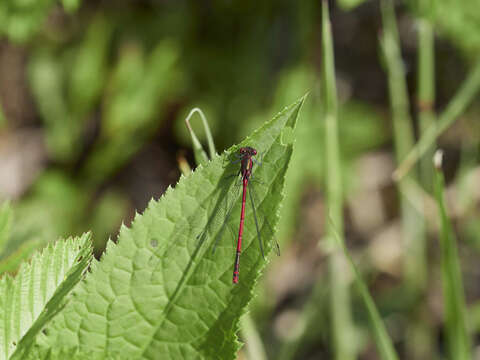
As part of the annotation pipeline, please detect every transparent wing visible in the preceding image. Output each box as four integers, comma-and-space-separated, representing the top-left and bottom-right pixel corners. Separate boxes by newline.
196, 175, 242, 255
248, 180, 280, 257
210, 181, 242, 254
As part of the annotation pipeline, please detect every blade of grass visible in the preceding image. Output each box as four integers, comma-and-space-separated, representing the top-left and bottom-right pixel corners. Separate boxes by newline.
417, 16, 436, 192
322, 2, 356, 359
380, 0, 427, 302
408, 9, 436, 359
394, 59, 480, 180
380, 4, 430, 358
432, 150, 472, 360
329, 218, 399, 360
240, 313, 267, 360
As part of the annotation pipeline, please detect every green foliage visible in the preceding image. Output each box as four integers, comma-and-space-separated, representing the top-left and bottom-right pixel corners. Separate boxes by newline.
81, 40, 180, 184
1, 173, 126, 271
28, 16, 112, 163
435, 0, 480, 55
68, 16, 112, 119
28, 50, 76, 161
14, 173, 88, 245
1, 0, 479, 358
0, 0, 80, 42
26, 98, 304, 359
0, 233, 92, 360
0, 0, 60, 43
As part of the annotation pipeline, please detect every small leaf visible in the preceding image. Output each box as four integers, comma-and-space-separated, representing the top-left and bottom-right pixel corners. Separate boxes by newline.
0, 233, 93, 360
36, 97, 305, 359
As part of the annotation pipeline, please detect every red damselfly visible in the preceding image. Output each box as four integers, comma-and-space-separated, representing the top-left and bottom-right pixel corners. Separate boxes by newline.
213, 146, 280, 284
147, 146, 280, 286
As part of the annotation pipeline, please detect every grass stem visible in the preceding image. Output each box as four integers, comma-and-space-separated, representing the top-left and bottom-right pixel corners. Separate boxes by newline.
322, 2, 356, 359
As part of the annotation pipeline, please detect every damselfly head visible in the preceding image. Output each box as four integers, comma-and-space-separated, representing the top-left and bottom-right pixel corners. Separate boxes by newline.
239, 147, 257, 157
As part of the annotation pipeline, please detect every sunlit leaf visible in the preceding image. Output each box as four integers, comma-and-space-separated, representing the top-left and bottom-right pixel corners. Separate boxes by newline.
33, 97, 305, 359
0, 233, 92, 360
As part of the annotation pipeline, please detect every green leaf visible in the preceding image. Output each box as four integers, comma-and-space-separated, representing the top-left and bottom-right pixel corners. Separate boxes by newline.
23, 346, 99, 360
0, 202, 12, 257
35, 97, 305, 359
0, 233, 93, 360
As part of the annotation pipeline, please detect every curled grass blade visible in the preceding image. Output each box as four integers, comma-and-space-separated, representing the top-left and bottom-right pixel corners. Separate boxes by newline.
185, 108, 216, 166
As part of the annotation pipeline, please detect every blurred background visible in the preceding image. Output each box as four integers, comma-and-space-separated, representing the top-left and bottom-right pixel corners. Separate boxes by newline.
0, 0, 479, 359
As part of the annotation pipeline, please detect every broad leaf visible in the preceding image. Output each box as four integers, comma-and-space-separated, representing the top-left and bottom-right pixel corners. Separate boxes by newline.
0, 233, 92, 360
35, 97, 305, 359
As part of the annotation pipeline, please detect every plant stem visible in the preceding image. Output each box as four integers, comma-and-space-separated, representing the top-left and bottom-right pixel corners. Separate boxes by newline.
380, 5, 432, 359
403, 13, 437, 360
322, 2, 355, 360
417, 17, 436, 192
380, 0, 426, 299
